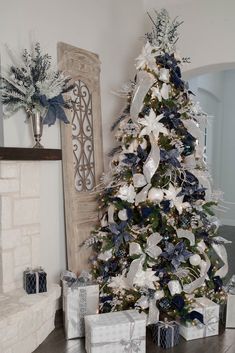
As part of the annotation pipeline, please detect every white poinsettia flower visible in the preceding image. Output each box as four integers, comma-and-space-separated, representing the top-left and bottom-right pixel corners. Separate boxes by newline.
164, 184, 190, 214
108, 272, 130, 290
117, 184, 136, 203
135, 41, 159, 72
133, 267, 158, 290
138, 108, 168, 140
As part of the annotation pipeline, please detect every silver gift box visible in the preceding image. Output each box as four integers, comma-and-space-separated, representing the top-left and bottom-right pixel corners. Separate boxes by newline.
180, 297, 219, 341
85, 310, 146, 353
226, 275, 235, 328
62, 280, 99, 339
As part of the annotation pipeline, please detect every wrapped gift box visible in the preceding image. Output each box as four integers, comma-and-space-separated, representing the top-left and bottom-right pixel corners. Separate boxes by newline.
180, 297, 219, 341
23, 267, 47, 294
62, 271, 99, 339
226, 275, 235, 328
152, 320, 180, 349
85, 310, 146, 353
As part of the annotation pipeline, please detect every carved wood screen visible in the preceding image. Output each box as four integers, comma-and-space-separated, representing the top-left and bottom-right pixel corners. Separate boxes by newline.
58, 42, 103, 273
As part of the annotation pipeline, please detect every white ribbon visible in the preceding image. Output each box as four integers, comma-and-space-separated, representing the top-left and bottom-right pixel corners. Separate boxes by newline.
134, 137, 160, 205
176, 229, 195, 246
212, 243, 228, 278
130, 71, 156, 121
143, 137, 160, 183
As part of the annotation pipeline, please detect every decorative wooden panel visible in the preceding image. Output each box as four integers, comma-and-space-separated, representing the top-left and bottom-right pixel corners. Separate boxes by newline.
58, 42, 103, 273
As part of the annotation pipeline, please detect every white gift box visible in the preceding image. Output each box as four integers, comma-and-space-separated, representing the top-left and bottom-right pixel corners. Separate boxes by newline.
226, 294, 235, 328
62, 281, 99, 339
85, 310, 146, 353
180, 297, 219, 341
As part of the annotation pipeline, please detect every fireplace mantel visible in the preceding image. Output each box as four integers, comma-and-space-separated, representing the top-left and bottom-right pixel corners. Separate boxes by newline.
0, 147, 62, 160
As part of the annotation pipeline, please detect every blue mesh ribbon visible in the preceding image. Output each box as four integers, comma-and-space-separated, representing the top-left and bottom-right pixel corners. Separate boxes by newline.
40, 94, 69, 126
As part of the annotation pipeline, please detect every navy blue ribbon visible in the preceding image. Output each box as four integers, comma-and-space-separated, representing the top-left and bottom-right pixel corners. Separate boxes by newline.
40, 94, 69, 126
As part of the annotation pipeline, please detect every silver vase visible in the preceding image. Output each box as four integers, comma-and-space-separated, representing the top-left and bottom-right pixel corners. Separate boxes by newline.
30, 111, 44, 149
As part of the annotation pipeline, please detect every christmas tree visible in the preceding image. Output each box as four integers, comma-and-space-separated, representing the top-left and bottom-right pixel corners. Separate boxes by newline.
85, 9, 228, 323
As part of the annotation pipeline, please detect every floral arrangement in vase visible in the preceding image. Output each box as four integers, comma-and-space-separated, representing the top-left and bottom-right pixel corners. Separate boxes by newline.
0, 43, 74, 148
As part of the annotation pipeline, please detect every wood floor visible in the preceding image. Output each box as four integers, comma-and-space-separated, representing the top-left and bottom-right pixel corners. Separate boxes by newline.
34, 312, 235, 353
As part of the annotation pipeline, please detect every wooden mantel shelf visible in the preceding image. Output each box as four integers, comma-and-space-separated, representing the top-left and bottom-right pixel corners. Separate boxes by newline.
0, 147, 62, 161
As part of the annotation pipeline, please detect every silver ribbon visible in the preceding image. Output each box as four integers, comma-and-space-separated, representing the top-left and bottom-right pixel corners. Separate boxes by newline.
61, 270, 93, 289
157, 320, 176, 347
176, 229, 195, 246
35, 271, 39, 293
134, 136, 160, 205
130, 71, 156, 121
90, 311, 145, 352
212, 243, 228, 278
183, 252, 211, 293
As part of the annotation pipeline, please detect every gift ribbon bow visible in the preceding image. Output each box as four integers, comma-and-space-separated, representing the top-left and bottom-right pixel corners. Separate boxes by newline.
61, 270, 93, 289
156, 320, 177, 347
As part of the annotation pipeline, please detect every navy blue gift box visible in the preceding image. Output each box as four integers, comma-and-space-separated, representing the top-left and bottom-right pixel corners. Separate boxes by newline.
23, 268, 47, 294
152, 319, 180, 349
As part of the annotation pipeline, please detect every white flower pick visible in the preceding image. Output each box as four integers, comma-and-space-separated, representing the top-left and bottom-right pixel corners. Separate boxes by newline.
117, 184, 136, 203
138, 108, 168, 140
135, 41, 159, 72
164, 184, 190, 214
108, 272, 130, 290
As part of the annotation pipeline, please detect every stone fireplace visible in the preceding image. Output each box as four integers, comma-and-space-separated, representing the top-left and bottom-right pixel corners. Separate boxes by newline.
0, 160, 61, 353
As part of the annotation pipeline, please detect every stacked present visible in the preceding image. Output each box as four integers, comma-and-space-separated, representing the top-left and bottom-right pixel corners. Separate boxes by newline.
23, 267, 47, 294
225, 275, 235, 328
61, 271, 99, 339
179, 297, 219, 340
85, 310, 146, 353
151, 319, 180, 349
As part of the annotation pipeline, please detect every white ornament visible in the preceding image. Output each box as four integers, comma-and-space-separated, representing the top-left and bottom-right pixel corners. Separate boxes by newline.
189, 254, 201, 266
148, 188, 164, 203
118, 209, 128, 221
168, 280, 182, 296
159, 68, 170, 83
155, 290, 164, 300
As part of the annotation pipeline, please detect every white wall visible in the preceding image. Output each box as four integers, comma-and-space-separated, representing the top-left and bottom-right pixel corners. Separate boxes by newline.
189, 70, 235, 226
0, 0, 145, 283
144, 0, 235, 78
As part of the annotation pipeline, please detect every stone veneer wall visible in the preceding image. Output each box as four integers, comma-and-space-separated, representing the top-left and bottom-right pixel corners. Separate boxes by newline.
0, 161, 40, 293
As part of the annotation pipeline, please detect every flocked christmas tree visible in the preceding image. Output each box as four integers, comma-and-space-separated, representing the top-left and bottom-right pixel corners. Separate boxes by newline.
84, 9, 228, 323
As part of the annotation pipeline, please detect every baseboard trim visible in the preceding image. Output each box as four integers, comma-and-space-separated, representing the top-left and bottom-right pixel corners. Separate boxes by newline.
221, 218, 235, 226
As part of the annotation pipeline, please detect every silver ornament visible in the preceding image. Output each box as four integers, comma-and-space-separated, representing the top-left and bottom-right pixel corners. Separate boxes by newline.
189, 254, 201, 266
148, 188, 164, 203
118, 209, 128, 221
